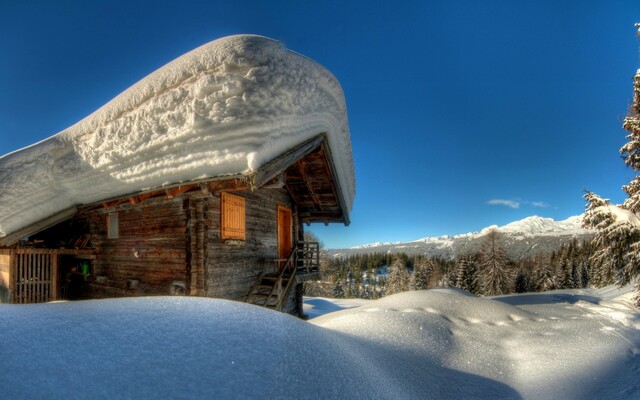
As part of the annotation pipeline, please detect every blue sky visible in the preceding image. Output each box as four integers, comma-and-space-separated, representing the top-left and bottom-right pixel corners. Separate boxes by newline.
1, 1, 640, 248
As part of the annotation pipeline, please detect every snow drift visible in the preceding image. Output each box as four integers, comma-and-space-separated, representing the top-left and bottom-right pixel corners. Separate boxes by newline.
0, 35, 355, 238
1, 287, 638, 399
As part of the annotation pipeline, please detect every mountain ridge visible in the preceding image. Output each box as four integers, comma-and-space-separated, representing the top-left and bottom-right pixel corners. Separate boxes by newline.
329, 215, 593, 260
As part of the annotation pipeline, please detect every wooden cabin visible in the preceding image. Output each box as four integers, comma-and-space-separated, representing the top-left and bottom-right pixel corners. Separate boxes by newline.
0, 134, 348, 316
0, 36, 354, 317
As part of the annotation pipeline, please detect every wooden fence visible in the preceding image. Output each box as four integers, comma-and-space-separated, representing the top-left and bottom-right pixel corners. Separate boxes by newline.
13, 250, 58, 304
1, 248, 96, 304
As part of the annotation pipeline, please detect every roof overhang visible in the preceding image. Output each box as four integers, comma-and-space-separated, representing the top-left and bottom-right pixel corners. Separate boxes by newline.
252, 134, 350, 225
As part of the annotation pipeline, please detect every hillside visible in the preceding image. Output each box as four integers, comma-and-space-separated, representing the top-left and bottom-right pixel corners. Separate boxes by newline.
329, 215, 593, 260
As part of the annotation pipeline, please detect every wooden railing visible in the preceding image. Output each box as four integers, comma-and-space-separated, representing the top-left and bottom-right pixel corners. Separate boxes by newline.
247, 241, 320, 311
296, 241, 320, 274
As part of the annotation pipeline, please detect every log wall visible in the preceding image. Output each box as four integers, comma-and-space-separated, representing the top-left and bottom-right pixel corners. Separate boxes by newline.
85, 196, 189, 298
202, 188, 296, 302
23, 186, 301, 313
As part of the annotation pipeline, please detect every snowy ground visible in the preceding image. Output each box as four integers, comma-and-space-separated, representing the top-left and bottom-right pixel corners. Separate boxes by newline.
1, 286, 638, 399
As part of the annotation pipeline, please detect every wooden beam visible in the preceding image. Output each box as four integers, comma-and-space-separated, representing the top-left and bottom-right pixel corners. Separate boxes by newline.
296, 160, 323, 211
199, 183, 211, 195
284, 181, 304, 206
208, 179, 249, 193
166, 185, 193, 199
261, 173, 285, 189
102, 199, 126, 209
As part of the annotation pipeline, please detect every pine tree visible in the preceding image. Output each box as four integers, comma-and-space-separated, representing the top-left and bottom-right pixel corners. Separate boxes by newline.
582, 25, 640, 307
455, 255, 479, 294
514, 269, 533, 293
410, 257, 433, 290
478, 229, 512, 296
536, 254, 558, 292
333, 278, 345, 298
386, 257, 410, 295
583, 192, 640, 301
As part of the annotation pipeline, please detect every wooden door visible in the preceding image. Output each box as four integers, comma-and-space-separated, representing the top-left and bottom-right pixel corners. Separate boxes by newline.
277, 206, 292, 270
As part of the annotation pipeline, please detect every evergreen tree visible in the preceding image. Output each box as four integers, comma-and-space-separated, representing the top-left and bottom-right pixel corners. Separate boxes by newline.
410, 257, 433, 290
455, 255, 479, 294
583, 192, 640, 300
583, 25, 640, 307
514, 268, 533, 293
386, 257, 410, 295
536, 254, 558, 292
555, 251, 572, 289
333, 278, 345, 298
478, 229, 512, 296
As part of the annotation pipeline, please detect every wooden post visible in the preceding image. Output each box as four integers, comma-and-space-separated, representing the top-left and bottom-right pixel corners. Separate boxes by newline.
51, 254, 58, 301
9, 250, 16, 304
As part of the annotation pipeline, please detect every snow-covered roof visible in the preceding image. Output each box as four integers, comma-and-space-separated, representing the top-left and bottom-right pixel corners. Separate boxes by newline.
0, 35, 355, 239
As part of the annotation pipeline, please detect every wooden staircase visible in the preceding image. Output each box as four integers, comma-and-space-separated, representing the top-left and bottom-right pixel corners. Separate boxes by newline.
247, 241, 319, 311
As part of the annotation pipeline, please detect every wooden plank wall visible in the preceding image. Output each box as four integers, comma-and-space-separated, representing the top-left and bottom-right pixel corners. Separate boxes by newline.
85, 196, 189, 298
203, 188, 295, 302
0, 250, 11, 303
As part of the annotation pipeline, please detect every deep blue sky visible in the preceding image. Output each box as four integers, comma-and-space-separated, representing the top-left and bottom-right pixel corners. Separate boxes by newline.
1, 1, 640, 248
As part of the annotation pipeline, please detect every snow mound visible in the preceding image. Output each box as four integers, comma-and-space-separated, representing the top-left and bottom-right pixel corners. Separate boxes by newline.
2, 289, 639, 399
312, 288, 640, 399
0, 297, 385, 399
0, 35, 354, 238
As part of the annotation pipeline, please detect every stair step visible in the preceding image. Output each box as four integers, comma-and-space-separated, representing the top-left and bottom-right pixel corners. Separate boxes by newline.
253, 284, 275, 290
262, 275, 291, 280
250, 293, 277, 299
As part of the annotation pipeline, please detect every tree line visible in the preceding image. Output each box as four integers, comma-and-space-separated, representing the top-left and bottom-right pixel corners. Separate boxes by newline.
305, 230, 609, 299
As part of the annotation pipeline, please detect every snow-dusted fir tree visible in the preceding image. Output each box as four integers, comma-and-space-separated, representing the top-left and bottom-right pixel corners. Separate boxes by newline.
455, 255, 479, 295
478, 229, 512, 296
583, 192, 640, 304
333, 278, 345, 298
410, 257, 434, 290
386, 257, 410, 295
583, 25, 640, 307
536, 254, 558, 292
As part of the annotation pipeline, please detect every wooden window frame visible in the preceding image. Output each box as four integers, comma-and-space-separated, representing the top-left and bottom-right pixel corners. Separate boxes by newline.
107, 212, 119, 239
221, 192, 246, 240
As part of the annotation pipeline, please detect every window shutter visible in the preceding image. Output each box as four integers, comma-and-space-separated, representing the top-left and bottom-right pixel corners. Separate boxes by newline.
221, 192, 246, 240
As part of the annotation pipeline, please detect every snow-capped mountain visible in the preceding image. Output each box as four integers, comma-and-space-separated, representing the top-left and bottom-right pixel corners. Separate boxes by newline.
329, 215, 594, 260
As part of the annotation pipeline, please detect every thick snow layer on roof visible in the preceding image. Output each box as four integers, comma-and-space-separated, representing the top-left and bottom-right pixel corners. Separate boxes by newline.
0, 35, 354, 238
1, 287, 638, 399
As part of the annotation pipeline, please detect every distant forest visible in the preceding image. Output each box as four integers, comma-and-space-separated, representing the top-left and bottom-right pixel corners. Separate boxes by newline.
305, 230, 612, 299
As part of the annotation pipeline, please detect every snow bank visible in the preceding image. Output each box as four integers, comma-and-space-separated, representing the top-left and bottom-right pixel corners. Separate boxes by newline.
311, 288, 640, 399
0, 35, 355, 238
303, 296, 371, 319
0, 297, 386, 399
1, 288, 638, 399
